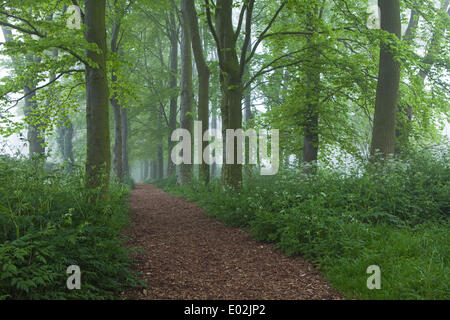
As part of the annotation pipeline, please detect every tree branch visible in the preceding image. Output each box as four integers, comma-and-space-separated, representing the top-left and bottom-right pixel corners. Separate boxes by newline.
246, 2, 286, 65
239, 0, 254, 77
204, 0, 221, 53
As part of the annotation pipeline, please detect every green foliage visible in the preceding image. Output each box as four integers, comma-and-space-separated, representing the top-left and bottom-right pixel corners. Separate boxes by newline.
255, 0, 449, 159
0, 156, 141, 299
158, 148, 449, 299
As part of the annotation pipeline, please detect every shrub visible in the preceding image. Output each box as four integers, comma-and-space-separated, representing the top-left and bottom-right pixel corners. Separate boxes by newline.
158, 149, 449, 299
0, 156, 140, 299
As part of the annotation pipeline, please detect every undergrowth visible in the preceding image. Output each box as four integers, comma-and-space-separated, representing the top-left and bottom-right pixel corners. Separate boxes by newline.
0, 155, 140, 299
157, 150, 449, 300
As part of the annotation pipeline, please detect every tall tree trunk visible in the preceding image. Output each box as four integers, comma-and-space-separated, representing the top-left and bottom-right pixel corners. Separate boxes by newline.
370, 0, 401, 158
57, 118, 74, 166
179, 0, 194, 185
302, 5, 321, 170
111, 94, 123, 180
64, 120, 74, 166
244, 36, 253, 123
211, 113, 217, 179
157, 105, 164, 180
121, 107, 130, 179
186, 0, 210, 184
167, 12, 179, 178
143, 160, 149, 181
84, 0, 111, 194
110, 20, 124, 181
302, 68, 320, 167
243, 33, 254, 178
24, 84, 45, 157
215, 0, 243, 189
150, 160, 157, 180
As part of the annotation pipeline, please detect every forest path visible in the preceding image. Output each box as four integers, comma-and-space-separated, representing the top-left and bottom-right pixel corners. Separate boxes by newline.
122, 183, 342, 300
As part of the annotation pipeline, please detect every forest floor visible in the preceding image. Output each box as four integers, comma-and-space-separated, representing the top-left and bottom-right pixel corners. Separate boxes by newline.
121, 184, 342, 300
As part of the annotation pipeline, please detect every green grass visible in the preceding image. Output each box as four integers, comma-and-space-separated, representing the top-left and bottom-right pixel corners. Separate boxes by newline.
157, 150, 449, 300
0, 155, 141, 299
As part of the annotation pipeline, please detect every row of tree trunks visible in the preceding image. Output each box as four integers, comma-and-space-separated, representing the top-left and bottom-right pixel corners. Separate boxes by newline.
139, 158, 164, 182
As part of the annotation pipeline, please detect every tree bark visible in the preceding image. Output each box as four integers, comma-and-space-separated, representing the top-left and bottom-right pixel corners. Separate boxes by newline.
302, 64, 320, 166
121, 107, 129, 179
158, 105, 164, 180
57, 118, 74, 166
243, 33, 254, 178
110, 20, 123, 181
111, 90, 123, 180
302, 5, 321, 171
370, 0, 401, 158
84, 0, 111, 193
244, 35, 253, 123
167, 11, 179, 178
179, 0, 194, 185
214, 0, 243, 189
142, 160, 152, 182
23, 84, 45, 157
211, 113, 217, 179
186, 0, 210, 184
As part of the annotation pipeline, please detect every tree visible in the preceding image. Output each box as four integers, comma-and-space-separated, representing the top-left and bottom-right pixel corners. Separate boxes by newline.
84, 0, 111, 193
208, 0, 244, 188
204, 0, 288, 187
110, 15, 124, 181
302, 2, 321, 170
109, 0, 132, 182
0, 3, 87, 165
1, 27, 45, 157
185, 0, 210, 184
370, 0, 401, 158
179, 0, 194, 185
396, 0, 450, 150
167, 9, 179, 178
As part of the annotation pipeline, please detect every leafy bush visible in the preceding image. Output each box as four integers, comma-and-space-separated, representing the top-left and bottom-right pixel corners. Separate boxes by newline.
0, 156, 140, 299
158, 149, 449, 299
